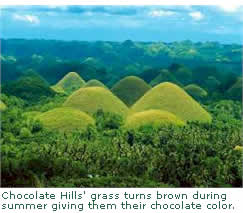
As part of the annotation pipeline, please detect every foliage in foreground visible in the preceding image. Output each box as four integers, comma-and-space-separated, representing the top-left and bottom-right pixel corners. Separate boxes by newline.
1, 102, 242, 188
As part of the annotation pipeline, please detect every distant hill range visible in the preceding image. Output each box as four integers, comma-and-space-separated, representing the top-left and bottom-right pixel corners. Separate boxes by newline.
1, 39, 242, 85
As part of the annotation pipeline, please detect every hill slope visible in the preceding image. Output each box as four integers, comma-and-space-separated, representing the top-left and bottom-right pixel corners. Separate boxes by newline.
150, 69, 180, 87
111, 76, 151, 106
3, 71, 55, 102
84, 79, 106, 88
63, 87, 129, 117
37, 107, 94, 131
125, 109, 185, 129
51, 72, 85, 94
184, 84, 208, 100
131, 82, 212, 123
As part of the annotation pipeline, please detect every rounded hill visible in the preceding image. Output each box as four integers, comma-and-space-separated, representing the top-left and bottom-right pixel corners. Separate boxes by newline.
111, 76, 151, 106
131, 82, 212, 123
51, 72, 85, 94
150, 69, 180, 87
84, 79, 106, 88
184, 84, 208, 100
63, 87, 129, 117
125, 110, 185, 129
3, 71, 55, 103
37, 107, 94, 132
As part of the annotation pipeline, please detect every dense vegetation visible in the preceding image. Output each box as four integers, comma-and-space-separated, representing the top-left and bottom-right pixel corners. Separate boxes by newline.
1, 39, 242, 187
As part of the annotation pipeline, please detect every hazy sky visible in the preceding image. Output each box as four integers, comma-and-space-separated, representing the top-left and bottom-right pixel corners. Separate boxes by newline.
1, 5, 243, 43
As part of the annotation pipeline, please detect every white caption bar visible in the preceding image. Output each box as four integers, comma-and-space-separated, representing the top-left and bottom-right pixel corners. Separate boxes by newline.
0, 188, 242, 213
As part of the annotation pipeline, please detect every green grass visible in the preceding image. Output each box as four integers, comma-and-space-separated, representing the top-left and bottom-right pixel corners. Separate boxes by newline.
37, 107, 95, 132
150, 69, 181, 87
111, 76, 151, 106
0, 100, 7, 111
184, 84, 208, 99
84, 79, 106, 88
51, 72, 85, 94
131, 82, 212, 123
125, 109, 185, 129
23, 111, 42, 118
63, 87, 129, 117
51, 85, 65, 94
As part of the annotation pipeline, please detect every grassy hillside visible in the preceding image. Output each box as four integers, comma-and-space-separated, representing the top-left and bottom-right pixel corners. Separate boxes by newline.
131, 82, 212, 123
125, 109, 185, 129
37, 107, 94, 132
84, 79, 106, 88
184, 84, 208, 100
23, 111, 42, 119
111, 76, 151, 106
51, 72, 85, 94
150, 69, 181, 87
63, 87, 129, 117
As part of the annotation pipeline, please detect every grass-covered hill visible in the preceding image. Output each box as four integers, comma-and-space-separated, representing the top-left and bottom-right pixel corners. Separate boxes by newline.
0, 100, 7, 111
3, 70, 55, 103
51, 72, 85, 94
131, 82, 212, 123
63, 87, 129, 117
227, 77, 242, 101
37, 107, 95, 132
125, 109, 185, 129
150, 69, 181, 87
111, 76, 151, 106
184, 84, 208, 100
84, 79, 106, 88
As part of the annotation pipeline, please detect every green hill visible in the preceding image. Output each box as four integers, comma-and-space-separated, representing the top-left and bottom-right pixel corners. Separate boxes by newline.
63, 87, 129, 117
111, 76, 151, 106
184, 84, 208, 100
0, 100, 7, 111
51, 72, 85, 94
131, 82, 212, 123
125, 109, 185, 129
37, 107, 94, 132
139, 68, 161, 83
150, 69, 180, 87
3, 71, 55, 103
227, 77, 242, 101
84, 79, 106, 88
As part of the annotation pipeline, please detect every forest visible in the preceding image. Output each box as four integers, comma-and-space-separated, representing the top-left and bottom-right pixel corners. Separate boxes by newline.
0, 39, 242, 187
